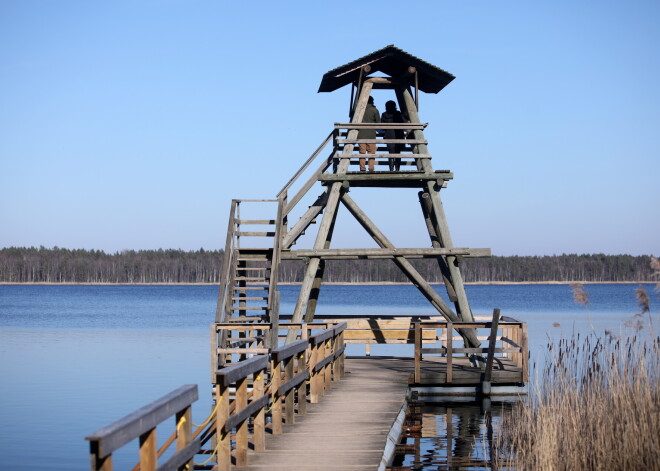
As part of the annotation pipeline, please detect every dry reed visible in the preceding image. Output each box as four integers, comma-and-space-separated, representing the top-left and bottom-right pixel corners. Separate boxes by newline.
495, 332, 660, 470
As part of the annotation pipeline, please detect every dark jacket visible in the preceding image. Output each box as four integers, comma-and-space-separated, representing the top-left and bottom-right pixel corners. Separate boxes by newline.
357, 103, 380, 139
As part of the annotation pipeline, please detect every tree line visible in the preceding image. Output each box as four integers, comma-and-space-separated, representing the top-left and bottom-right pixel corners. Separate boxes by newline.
0, 246, 655, 284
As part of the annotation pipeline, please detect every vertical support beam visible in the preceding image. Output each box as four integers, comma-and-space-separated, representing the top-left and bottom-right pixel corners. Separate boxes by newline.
309, 340, 320, 404
284, 357, 295, 424
521, 323, 529, 382
446, 322, 453, 383
215, 383, 231, 471
254, 367, 266, 452
297, 350, 307, 415
398, 86, 474, 322
324, 339, 332, 391
176, 406, 193, 470
287, 81, 375, 342
271, 359, 282, 434
139, 428, 157, 471
89, 443, 113, 471
414, 321, 421, 384
483, 308, 501, 395
235, 377, 248, 467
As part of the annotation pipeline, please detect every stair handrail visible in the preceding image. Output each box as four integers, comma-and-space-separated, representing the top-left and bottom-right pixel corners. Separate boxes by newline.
276, 129, 336, 198
215, 199, 239, 323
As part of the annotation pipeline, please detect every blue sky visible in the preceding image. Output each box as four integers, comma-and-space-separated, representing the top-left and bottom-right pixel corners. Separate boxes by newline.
1, 1, 658, 256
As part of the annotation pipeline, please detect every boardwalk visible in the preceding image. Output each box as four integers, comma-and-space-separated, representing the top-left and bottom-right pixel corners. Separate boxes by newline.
235, 358, 410, 471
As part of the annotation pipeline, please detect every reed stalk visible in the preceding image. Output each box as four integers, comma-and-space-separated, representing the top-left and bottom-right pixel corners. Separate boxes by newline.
494, 331, 660, 470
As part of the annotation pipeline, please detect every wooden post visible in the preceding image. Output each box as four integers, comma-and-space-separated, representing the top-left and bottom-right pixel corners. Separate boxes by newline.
254, 367, 266, 452
324, 339, 332, 391
483, 309, 501, 395
310, 341, 320, 403
176, 406, 193, 470
414, 321, 421, 383
89, 444, 112, 471
235, 377, 248, 467
139, 428, 157, 471
446, 322, 453, 383
271, 359, 282, 434
297, 350, 307, 415
284, 357, 295, 424
521, 323, 529, 382
216, 383, 231, 471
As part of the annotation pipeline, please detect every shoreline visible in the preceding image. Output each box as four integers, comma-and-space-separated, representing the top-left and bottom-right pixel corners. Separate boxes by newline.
0, 281, 654, 286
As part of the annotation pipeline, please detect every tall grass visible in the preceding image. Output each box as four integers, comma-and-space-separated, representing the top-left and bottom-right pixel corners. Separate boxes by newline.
496, 332, 660, 470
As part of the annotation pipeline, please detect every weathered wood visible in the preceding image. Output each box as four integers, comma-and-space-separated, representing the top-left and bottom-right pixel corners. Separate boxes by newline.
175, 406, 192, 471
271, 359, 283, 434
253, 369, 266, 452
334, 122, 427, 129
336, 138, 427, 144
271, 339, 308, 363
155, 438, 201, 471
139, 429, 157, 471
215, 356, 268, 387
340, 193, 480, 348
282, 248, 490, 260
236, 219, 275, 225
284, 357, 295, 424
216, 200, 237, 323
224, 394, 269, 433
334, 152, 431, 158
484, 309, 501, 383
216, 384, 231, 471
234, 377, 248, 467
276, 370, 310, 398
85, 385, 198, 460
319, 172, 452, 182
281, 190, 329, 249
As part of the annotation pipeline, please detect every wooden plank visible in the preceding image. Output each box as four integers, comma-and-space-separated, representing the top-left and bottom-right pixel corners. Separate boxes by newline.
175, 406, 192, 470
336, 138, 428, 144
215, 384, 231, 471
139, 429, 157, 471
483, 309, 501, 383
253, 369, 265, 452
236, 219, 275, 225
224, 394, 270, 432
234, 377, 248, 467
282, 248, 490, 260
215, 356, 269, 387
85, 385, 198, 459
342, 330, 435, 341
276, 370, 310, 398
334, 122, 427, 129
334, 152, 431, 159
155, 438, 201, 471
235, 231, 276, 237
272, 339, 308, 363
309, 328, 334, 345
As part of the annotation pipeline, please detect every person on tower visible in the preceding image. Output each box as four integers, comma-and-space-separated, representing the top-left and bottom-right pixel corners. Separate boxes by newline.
381, 100, 408, 171
358, 96, 380, 172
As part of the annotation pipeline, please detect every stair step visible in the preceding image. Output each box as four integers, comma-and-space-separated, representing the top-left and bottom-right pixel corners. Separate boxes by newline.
236, 219, 276, 225
234, 277, 269, 281
235, 267, 270, 271
231, 306, 267, 311
233, 286, 269, 291
232, 296, 268, 301
236, 231, 275, 237
227, 315, 267, 322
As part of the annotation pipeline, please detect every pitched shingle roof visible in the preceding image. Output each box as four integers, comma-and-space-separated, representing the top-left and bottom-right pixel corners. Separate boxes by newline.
318, 45, 455, 94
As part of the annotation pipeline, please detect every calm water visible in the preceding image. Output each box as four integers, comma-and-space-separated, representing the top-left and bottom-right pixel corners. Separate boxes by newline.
0, 283, 656, 470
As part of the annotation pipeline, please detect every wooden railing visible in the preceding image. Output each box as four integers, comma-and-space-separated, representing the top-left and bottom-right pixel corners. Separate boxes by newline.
88, 324, 347, 471
413, 313, 529, 384
85, 384, 200, 471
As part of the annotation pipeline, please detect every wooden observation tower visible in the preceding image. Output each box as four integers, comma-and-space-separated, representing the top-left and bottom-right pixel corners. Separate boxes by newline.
215, 45, 490, 360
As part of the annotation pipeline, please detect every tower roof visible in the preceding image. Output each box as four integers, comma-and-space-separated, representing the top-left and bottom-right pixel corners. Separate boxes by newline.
318, 45, 455, 94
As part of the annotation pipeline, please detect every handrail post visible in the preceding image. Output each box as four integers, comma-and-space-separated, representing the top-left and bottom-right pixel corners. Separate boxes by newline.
324, 338, 332, 391
139, 428, 157, 471
446, 322, 453, 383
215, 382, 231, 471
89, 444, 112, 471
309, 339, 320, 403
521, 323, 529, 382
482, 308, 501, 396
235, 376, 248, 466
284, 356, 295, 424
297, 349, 307, 415
271, 357, 283, 434
414, 321, 421, 384
254, 366, 266, 452
176, 406, 193, 470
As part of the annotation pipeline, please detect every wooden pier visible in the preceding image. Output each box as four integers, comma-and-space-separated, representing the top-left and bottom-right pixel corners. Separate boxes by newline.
85, 46, 529, 470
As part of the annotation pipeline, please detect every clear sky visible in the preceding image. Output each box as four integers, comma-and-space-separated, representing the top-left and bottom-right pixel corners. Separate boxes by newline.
1, 1, 658, 256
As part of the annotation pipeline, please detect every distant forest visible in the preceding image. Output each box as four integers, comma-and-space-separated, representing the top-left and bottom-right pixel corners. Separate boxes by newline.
0, 247, 656, 284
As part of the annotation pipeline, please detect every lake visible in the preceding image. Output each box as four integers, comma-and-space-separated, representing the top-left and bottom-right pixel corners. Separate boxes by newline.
0, 283, 656, 470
